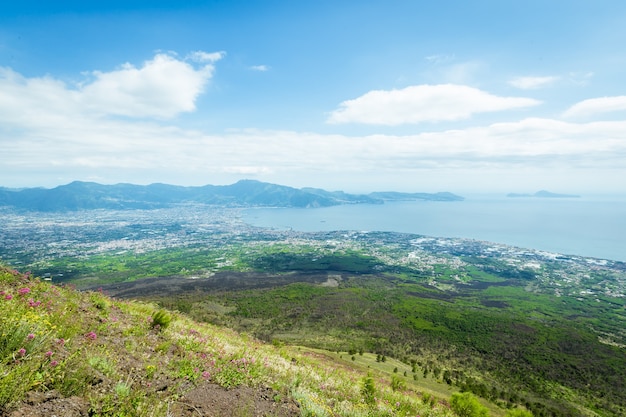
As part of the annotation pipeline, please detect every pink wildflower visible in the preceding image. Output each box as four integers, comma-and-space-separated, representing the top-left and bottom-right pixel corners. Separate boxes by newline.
28, 299, 42, 307
18, 287, 31, 295
27, 333, 35, 340
45, 351, 53, 357
4, 294, 13, 300
202, 371, 211, 379
57, 338, 65, 347
85, 331, 97, 341
50, 360, 58, 367
18, 348, 26, 356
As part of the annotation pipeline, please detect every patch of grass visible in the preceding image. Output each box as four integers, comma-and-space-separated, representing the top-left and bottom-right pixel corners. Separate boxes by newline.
89, 356, 116, 377
151, 309, 172, 331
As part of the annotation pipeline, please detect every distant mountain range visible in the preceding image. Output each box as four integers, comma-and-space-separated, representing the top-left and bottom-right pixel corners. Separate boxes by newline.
0, 180, 464, 211
507, 190, 581, 198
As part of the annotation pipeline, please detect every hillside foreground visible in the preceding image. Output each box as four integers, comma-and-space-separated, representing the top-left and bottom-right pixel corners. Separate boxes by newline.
0, 265, 509, 417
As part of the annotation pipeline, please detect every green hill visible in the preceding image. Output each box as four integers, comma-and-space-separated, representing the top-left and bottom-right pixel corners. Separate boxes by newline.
0, 180, 463, 211
0, 264, 493, 417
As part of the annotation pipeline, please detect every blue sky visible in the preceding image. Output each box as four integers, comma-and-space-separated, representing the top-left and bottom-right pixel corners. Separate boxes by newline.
1, 1, 626, 193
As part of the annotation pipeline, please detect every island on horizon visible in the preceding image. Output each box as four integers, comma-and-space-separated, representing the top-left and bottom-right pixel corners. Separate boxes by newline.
507, 190, 581, 199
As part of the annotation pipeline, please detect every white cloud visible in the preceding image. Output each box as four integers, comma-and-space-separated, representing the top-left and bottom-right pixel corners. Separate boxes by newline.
82, 53, 221, 118
0, 51, 222, 122
2, 90, 625, 190
186, 50, 226, 63
425, 54, 455, 65
568, 71, 594, 86
509, 76, 559, 90
327, 84, 541, 125
563, 96, 626, 118
250, 65, 270, 71
222, 166, 272, 174
1, 62, 625, 193
439, 61, 485, 84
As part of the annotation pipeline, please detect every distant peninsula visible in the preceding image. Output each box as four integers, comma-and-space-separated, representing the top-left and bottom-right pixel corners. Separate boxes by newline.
0, 180, 464, 212
507, 190, 581, 198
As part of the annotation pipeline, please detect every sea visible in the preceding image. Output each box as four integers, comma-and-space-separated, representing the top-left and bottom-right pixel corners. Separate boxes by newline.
242, 195, 626, 263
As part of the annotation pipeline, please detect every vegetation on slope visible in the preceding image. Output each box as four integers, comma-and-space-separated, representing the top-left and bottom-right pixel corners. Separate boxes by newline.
134, 248, 625, 417
2, 264, 518, 417
3, 216, 625, 417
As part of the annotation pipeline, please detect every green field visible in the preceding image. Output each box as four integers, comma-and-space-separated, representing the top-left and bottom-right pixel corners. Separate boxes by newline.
10, 231, 626, 417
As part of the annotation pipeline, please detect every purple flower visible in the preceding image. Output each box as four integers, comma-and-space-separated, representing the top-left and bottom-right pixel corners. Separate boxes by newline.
28, 299, 42, 307
85, 331, 97, 341
18, 287, 31, 295
50, 360, 59, 367
27, 333, 35, 340
18, 348, 26, 356
45, 351, 53, 357
4, 294, 13, 300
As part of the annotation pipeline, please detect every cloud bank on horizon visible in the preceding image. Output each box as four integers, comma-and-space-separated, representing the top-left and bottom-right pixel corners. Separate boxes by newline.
1, 1, 625, 193
326, 84, 542, 125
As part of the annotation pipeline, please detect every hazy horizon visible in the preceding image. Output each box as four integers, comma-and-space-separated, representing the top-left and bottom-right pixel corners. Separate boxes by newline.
5, 178, 626, 200
2, 1, 626, 194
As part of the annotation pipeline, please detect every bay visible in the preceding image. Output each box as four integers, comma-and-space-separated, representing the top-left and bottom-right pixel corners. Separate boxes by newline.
242, 195, 626, 262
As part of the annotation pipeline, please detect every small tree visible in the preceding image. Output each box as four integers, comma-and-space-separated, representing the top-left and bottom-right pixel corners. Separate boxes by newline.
450, 392, 489, 417
390, 374, 406, 392
361, 373, 376, 405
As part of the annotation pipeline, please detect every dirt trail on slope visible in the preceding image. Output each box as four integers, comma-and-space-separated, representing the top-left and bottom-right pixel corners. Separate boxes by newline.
4, 384, 300, 417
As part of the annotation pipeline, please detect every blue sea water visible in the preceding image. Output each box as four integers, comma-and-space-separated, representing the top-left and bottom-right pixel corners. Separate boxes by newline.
242, 195, 626, 262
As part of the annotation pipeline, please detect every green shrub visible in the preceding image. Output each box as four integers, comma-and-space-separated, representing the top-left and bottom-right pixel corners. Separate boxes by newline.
361, 373, 376, 405
390, 374, 406, 392
450, 392, 489, 417
88, 356, 116, 377
505, 409, 533, 417
151, 309, 172, 331
89, 292, 110, 312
